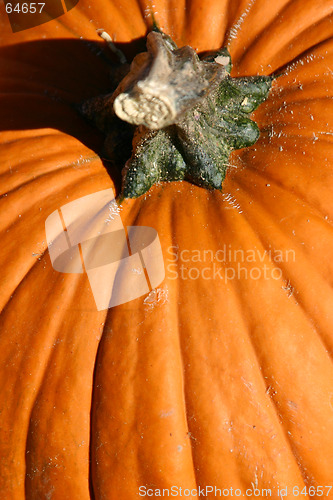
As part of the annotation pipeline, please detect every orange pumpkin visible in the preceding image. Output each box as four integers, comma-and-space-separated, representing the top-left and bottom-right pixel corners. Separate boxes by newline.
1, 1, 333, 499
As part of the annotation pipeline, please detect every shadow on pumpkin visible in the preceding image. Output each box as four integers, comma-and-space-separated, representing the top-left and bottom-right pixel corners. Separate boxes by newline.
0, 36, 147, 194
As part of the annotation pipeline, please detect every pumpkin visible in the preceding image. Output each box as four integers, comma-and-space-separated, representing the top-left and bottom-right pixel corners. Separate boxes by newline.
1, 0, 333, 499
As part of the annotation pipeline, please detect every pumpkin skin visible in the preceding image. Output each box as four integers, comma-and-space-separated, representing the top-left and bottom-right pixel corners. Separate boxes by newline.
1, 1, 333, 499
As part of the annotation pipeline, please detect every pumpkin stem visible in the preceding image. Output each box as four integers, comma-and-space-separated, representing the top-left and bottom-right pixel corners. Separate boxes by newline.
82, 31, 273, 199
113, 31, 229, 130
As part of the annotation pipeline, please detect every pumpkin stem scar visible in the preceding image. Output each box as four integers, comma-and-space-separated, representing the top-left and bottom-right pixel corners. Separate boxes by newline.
81, 31, 273, 199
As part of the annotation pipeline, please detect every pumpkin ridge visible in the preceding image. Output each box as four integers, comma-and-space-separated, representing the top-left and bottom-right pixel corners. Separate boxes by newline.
271, 13, 333, 74
273, 43, 328, 81
234, 0, 333, 74
0, 168, 111, 222
240, 16, 332, 72
173, 295, 199, 493
224, 0, 256, 48
224, 253, 333, 489
239, 146, 333, 224
0, 154, 102, 199
286, 290, 333, 361
172, 239, 307, 490
0, 170, 113, 313
264, 83, 333, 106
237, 141, 333, 219
229, 308, 310, 490
0, 271, 96, 497
232, 172, 327, 255
230, 178, 333, 352
53, 17, 87, 39
0, 130, 67, 148
0, 248, 51, 312
243, 170, 333, 227
23, 269, 105, 498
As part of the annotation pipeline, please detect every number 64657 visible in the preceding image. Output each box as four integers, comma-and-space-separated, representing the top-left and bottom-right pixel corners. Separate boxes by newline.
5, 3, 45, 14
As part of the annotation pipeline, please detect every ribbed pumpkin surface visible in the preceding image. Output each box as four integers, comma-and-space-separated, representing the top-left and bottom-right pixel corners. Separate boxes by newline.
1, 1, 333, 498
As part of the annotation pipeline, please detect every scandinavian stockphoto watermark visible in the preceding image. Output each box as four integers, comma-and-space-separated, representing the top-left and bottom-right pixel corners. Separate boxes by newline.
45, 188, 165, 311
4, 0, 79, 32
166, 245, 296, 282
